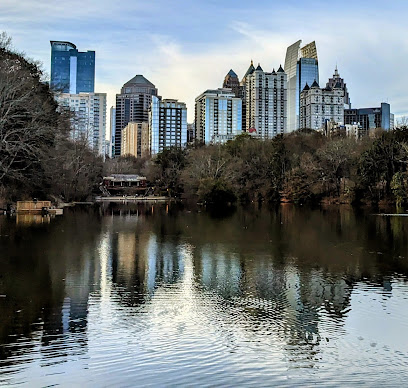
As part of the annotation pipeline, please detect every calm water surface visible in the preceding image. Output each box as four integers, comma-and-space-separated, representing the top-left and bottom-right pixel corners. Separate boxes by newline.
0, 203, 408, 386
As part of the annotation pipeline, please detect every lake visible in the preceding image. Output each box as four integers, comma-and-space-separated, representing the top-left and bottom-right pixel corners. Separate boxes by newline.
0, 203, 408, 386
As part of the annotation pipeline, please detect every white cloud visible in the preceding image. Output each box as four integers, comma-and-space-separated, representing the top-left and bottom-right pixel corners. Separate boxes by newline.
2, 0, 408, 135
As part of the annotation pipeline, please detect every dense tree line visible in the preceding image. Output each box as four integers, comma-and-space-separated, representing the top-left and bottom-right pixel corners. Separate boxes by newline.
0, 34, 103, 204
148, 129, 408, 207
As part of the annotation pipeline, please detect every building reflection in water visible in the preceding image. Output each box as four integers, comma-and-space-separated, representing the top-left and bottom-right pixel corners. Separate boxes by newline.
1, 203, 408, 385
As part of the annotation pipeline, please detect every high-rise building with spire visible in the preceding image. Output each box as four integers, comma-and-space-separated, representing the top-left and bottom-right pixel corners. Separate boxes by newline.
114, 75, 158, 156
284, 40, 319, 132
326, 66, 351, 108
299, 80, 344, 130
244, 63, 287, 138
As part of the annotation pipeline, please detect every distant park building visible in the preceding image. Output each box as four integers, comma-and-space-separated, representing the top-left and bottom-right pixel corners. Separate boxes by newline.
195, 88, 242, 144
149, 97, 187, 155
121, 122, 150, 158
56, 92, 107, 157
50, 41, 95, 93
299, 80, 344, 130
115, 75, 158, 156
244, 64, 287, 138
344, 103, 393, 131
102, 174, 147, 196
284, 40, 319, 131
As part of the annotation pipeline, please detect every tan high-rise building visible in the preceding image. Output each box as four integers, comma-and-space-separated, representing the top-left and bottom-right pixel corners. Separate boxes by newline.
121, 122, 150, 158
245, 63, 287, 138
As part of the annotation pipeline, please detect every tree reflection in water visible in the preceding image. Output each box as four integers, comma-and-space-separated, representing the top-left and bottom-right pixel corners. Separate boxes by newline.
0, 203, 407, 385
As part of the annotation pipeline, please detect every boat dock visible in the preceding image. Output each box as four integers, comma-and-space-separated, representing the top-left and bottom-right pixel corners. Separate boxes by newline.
16, 201, 63, 215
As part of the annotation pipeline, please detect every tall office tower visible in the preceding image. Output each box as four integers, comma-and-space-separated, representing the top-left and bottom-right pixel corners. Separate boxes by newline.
195, 88, 242, 144
149, 97, 187, 155
240, 60, 256, 131
245, 64, 287, 138
284, 40, 319, 132
187, 123, 195, 143
109, 107, 116, 158
121, 122, 150, 158
56, 93, 107, 156
326, 66, 351, 108
115, 75, 158, 156
50, 41, 95, 93
299, 81, 344, 130
223, 69, 241, 98
344, 103, 392, 131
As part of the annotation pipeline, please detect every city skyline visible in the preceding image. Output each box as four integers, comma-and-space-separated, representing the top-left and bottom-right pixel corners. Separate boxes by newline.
1, 0, 407, 125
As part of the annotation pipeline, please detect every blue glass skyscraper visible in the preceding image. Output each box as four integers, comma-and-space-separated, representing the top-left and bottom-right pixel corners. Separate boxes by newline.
284, 40, 319, 131
50, 41, 95, 93
296, 57, 319, 127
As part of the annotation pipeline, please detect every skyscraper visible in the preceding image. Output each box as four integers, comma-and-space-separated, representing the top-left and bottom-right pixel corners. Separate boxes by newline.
299, 80, 344, 130
326, 66, 351, 108
195, 88, 242, 144
240, 60, 256, 131
51, 40, 106, 157
149, 97, 187, 155
50, 41, 95, 93
56, 92, 107, 156
109, 107, 116, 158
115, 75, 158, 156
344, 103, 392, 131
245, 64, 287, 138
121, 122, 150, 158
284, 40, 319, 132
222, 69, 241, 98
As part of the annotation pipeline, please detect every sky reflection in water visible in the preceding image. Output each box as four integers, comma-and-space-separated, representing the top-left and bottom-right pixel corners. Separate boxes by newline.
0, 203, 408, 386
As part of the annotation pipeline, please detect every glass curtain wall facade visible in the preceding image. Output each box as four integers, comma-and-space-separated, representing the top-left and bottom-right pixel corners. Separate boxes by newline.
344, 103, 391, 131
284, 40, 319, 132
115, 75, 158, 156
50, 41, 95, 93
296, 58, 319, 128
194, 89, 242, 144
284, 41, 301, 133
149, 97, 187, 155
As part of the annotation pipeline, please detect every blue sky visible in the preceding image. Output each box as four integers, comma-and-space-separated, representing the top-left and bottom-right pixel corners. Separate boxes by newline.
1, 0, 408, 124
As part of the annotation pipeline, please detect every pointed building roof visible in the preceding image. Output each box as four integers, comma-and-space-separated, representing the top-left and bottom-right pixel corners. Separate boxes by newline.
243, 60, 256, 78
227, 69, 238, 77
334, 81, 342, 89
303, 83, 310, 91
277, 64, 284, 73
272, 68, 276, 75
256, 63, 263, 71
124, 74, 155, 88
311, 79, 320, 88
